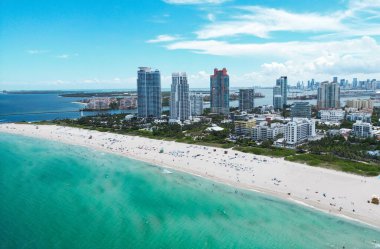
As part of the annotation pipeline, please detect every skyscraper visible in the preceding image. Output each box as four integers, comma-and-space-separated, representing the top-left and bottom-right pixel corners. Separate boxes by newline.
190, 93, 203, 116
273, 86, 282, 110
317, 81, 340, 109
210, 68, 229, 114
239, 88, 255, 112
170, 72, 190, 121
352, 78, 358, 89
273, 76, 287, 110
137, 67, 162, 118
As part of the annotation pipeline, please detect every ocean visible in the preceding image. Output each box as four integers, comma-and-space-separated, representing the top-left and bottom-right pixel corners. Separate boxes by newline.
0, 132, 379, 248
0, 93, 134, 123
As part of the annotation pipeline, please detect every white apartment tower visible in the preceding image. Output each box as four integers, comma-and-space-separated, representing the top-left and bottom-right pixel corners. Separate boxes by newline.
170, 72, 190, 121
284, 118, 316, 146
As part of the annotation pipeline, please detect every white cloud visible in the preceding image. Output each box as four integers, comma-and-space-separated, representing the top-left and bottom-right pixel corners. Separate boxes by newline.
26, 49, 49, 55
189, 1, 380, 40
155, 0, 380, 86
57, 54, 70, 59
207, 13, 216, 22
349, 0, 380, 10
196, 6, 345, 39
56, 53, 79, 59
166, 36, 380, 85
166, 36, 379, 58
163, 0, 228, 4
146, 35, 180, 43
189, 70, 210, 83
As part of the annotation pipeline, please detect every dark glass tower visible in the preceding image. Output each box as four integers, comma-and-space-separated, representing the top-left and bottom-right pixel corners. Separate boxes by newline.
137, 67, 162, 118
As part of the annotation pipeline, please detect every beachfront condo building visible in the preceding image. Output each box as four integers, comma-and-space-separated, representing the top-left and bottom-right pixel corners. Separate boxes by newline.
239, 88, 255, 112
284, 118, 315, 146
252, 122, 285, 141
235, 119, 256, 137
170, 72, 190, 121
137, 67, 162, 118
317, 81, 340, 110
190, 93, 203, 116
291, 102, 312, 119
210, 68, 229, 115
352, 121, 373, 138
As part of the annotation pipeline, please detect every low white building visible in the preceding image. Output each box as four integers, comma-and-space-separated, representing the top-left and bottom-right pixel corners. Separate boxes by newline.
252, 122, 285, 141
284, 118, 316, 146
259, 105, 274, 114
352, 121, 373, 138
206, 124, 224, 132
169, 119, 182, 125
319, 109, 345, 123
124, 114, 135, 121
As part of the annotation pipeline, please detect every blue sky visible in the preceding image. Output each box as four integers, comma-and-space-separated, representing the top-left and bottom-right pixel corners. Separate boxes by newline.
1, 0, 380, 90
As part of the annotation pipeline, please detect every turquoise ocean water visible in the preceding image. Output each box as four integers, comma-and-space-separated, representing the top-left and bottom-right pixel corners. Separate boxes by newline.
0, 132, 379, 249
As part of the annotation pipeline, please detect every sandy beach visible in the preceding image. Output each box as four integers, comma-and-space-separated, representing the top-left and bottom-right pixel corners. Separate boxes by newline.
1, 123, 380, 228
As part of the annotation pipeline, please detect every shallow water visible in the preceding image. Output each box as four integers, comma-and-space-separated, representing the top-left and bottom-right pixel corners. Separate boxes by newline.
0, 132, 379, 248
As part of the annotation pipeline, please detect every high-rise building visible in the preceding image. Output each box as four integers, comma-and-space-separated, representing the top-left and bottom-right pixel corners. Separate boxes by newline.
291, 102, 311, 119
352, 78, 358, 89
273, 86, 282, 110
276, 76, 288, 106
137, 67, 162, 118
170, 72, 190, 121
190, 93, 203, 116
340, 79, 346, 87
239, 88, 255, 112
307, 78, 315, 90
273, 76, 287, 109
317, 81, 340, 109
210, 68, 229, 114
333, 76, 338, 83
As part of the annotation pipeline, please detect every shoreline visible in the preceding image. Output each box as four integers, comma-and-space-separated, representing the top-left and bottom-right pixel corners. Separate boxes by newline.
1, 123, 380, 229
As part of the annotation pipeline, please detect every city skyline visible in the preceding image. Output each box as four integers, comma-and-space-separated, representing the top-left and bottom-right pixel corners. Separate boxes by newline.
1, 0, 380, 90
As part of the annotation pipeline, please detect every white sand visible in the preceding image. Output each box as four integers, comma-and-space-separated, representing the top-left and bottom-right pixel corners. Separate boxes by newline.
1, 123, 380, 228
